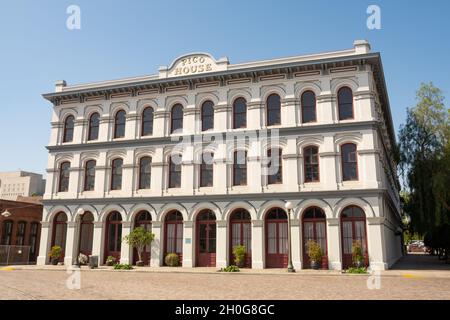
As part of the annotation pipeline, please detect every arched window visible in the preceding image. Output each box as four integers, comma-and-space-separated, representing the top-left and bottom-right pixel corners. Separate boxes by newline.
341, 143, 358, 181
233, 150, 247, 186
171, 104, 184, 133
1, 220, 13, 245
105, 211, 122, 263
304, 146, 319, 182
51, 212, 67, 262
266, 94, 281, 126
168, 155, 181, 188
58, 161, 70, 192
265, 208, 288, 268
84, 160, 96, 191
338, 87, 353, 120
196, 209, 217, 267
301, 91, 316, 123
111, 158, 123, 190
15, 221, 26, 245
139, 157, 152, 189
134, 211, 152, 265
114, 110, 126, 138
201, 101, 214, 131
63, 115, 74, 143
200, 152, 213, 187
267, 148, 282, 184
233, 97, 247, 129
88, 113, 100, 141
141, 107, 154, 136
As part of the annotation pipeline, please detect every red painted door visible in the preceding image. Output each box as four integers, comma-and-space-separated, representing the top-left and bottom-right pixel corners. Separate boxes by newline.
229, 209, 252, 267
51, 212, 67, 263
265, 208, 288, 268
78, 212, 94, 257
133, 211, 152, 265
196, 210, 216, 267
341, 206, 368, 269
164, 211, 183, 265
104, 211, 122, 263
302, 207, 327, 269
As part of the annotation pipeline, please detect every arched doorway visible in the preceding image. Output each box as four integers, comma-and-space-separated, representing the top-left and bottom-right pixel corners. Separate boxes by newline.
229, 209, 252, 267
133, 210, 152, 266
51, 212, 67, 263
302, 207, 327, 269
104, 211, 122, 264
265, 208, 288, 268
341, 205, 368, 269
196, 210, 216, 267
78, 211, 94, 257
164, 210, 183, 266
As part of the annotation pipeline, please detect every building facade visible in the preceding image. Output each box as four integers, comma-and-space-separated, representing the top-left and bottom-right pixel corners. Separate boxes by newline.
0, 198, 42, 264
0, 171, 46, 201
37, 40, 403, 270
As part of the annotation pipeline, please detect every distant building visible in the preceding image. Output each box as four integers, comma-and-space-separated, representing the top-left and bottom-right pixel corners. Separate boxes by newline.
0, 171, 46, 201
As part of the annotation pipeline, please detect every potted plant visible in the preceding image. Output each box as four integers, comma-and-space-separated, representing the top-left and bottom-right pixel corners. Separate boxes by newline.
306, 240, 323, 270
165, 253, 179, 267
78, 253, 89, 266
106, 256, 116, 266
124, 226, 155, 267
232, 245, 246, 268
48, 245, 62, 265
352, 240, 364, 268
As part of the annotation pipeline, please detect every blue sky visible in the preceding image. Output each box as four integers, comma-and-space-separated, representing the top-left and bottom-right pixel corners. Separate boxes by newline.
0, 0, 449, 174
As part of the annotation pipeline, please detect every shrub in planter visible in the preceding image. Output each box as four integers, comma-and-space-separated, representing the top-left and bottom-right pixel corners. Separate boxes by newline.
123, 226, 154, 267
306, 240, 323, 269
113, 263, 133, 270
232, 245, 246, 268
106, 256, 116, 266
220, 265, 240, 272
48, 246, 62, 265
352, 240, 364, 268
165, 253, 180, 267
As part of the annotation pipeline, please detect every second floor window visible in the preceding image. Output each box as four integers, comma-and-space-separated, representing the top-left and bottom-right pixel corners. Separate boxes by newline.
266, 94, 281, 126
200, 152, 214, 187
338, 87, 353, 120
267, 148, 282, 184
341, 143, 358, 181
114, 110, 126, 138
301, 91, 316, 123
88, 113, 100, 141
201, 101, 214, 131
84, 160, 96, 191
168, 155, 181, 188
304, 146, 319, 182
63, 115, 74, 143
141, 107, 154, 136
233, 97, 247, 129
58, 161, 70, 192
233, 150, 247, 186
139, 157, 152, 189
111, 158, 123, 190
171, 104, 183, 133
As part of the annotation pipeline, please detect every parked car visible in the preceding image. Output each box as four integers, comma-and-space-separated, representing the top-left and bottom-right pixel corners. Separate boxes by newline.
407, 240, 427, 253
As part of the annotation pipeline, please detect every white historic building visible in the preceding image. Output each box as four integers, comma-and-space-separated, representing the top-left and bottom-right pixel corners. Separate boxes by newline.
37, 40, 403, 270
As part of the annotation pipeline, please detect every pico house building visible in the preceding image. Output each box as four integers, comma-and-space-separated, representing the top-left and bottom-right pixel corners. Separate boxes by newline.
37, 40, 403, 270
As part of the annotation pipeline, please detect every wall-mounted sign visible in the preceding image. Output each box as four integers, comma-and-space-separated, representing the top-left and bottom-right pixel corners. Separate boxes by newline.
159, 53, 229, 79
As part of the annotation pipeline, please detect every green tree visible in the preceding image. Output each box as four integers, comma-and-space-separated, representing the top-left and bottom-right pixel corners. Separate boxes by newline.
398, 82, 450, 235
123, 226, 154, 265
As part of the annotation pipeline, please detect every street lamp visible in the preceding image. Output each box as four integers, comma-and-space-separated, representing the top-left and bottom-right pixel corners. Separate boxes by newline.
284, 201, 295, 273
1, 209, 12, 218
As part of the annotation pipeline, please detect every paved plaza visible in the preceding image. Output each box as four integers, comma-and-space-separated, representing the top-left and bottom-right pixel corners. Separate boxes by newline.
1, 254, 449, 300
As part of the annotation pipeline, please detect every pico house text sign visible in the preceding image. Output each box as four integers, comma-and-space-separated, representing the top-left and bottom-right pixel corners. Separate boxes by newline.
159, 53, 229, 78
